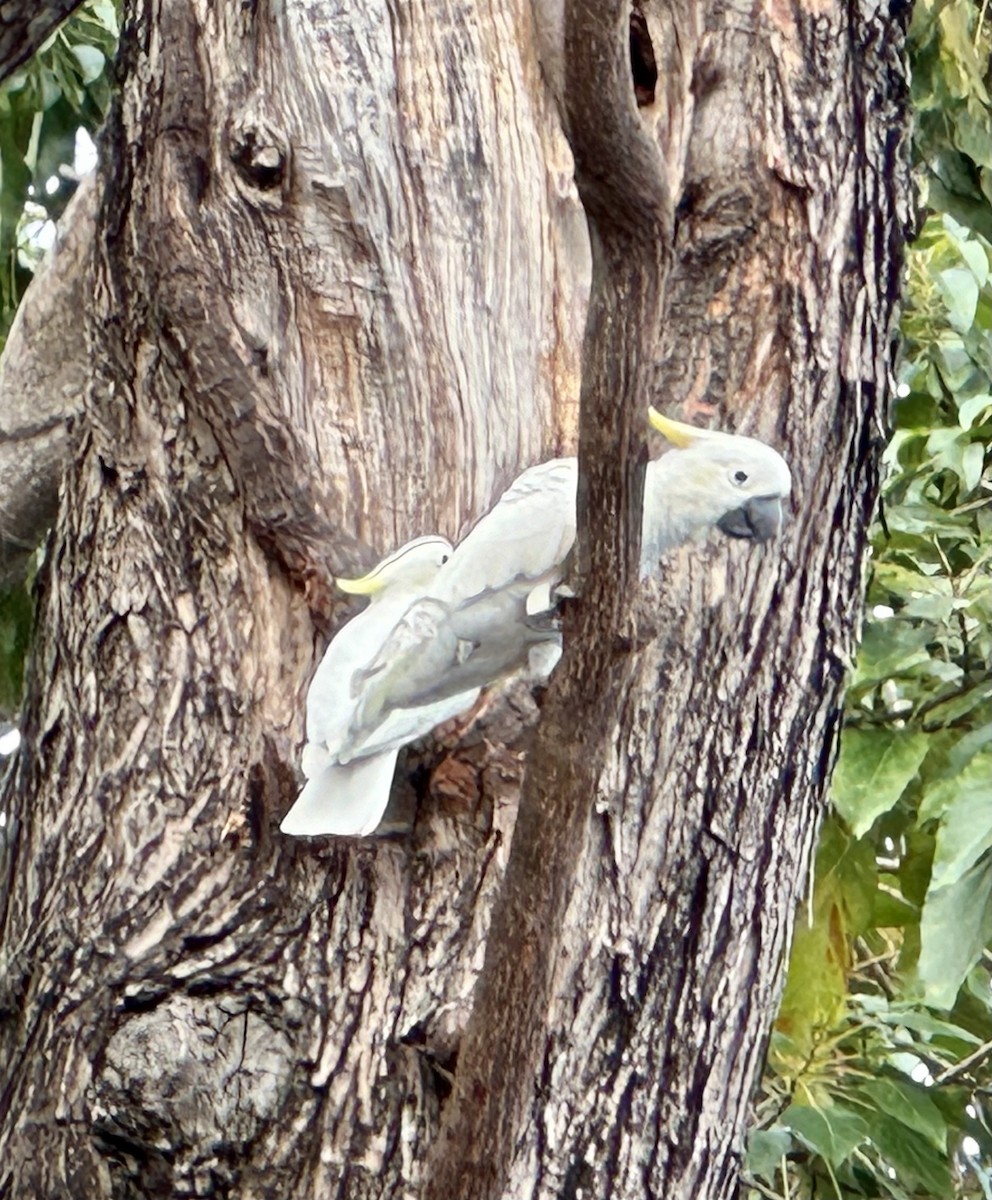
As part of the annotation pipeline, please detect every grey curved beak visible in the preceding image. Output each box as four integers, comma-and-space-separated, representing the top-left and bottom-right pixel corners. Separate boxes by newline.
717, 495, 784, 542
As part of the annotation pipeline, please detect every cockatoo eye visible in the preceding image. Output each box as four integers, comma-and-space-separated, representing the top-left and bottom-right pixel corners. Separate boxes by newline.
441, 554, 450, 564
732, 469, 749, 485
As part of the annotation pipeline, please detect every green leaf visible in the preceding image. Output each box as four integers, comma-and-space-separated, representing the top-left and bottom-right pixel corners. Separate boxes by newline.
938, 0, 990, 103
774, 911, 849, 1061
781, 1101, 868, 1167
817, 817, 878, 933
0, 584, 32, 716
917, 853, 992, 1008
87, 0, 119, 31
914, 754, 992, 1008
962, 439, 985, 491
899, 828, 936, 909
936, 265, 979, 331
853, 1078, 947, 1150
38, 67, 62, 111
921, 682, 992, 729
853, 994, 982, 1047
919, 751, 992, 880
852, 621, 934, 688
954, 106, 992, 171
956, 229, 991, 282
831, 729, 930, 836
871, 1112, 954, 1195
745, 1127, 793, 1183
70, 44, 105, 85
871, 561, 950, 604
946, 722, 992, 773
927, 174, 992, 246
873, 884, 919, 927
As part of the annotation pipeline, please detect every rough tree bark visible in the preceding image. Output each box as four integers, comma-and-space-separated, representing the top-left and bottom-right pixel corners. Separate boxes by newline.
0, 2, 908, 1200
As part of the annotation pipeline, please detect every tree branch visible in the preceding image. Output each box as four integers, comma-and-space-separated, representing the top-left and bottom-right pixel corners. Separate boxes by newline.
423, 4, 678, 1197
0, 175, 95, 588
0, 0, 86, 84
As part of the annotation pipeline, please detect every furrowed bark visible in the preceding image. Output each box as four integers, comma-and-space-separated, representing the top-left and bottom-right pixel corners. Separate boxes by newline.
0, 2, 585, 1196
432, 0, 909, 1195
500, 1, 909, 1194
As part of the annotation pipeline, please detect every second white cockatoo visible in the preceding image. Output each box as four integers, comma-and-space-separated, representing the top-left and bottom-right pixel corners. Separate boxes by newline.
281, 536, 481, 837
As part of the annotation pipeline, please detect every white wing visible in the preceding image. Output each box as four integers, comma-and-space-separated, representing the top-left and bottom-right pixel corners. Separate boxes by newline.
290, 461, 577, 835
290, 538, 454, 838
303, 591, 417, 771
339, 686, 481, 763
434, 458, 577, 604
337, 459, 577, 754
302, 610, 374, 768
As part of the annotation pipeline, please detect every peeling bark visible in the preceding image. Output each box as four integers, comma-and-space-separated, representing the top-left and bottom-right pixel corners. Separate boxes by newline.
0, 2, 908, 1200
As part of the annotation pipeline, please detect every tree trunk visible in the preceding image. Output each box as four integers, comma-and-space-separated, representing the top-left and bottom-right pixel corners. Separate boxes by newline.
0, 2, 908, 1200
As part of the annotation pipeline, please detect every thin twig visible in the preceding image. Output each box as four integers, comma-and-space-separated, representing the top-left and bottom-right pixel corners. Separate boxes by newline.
933, 1036, 992, 1085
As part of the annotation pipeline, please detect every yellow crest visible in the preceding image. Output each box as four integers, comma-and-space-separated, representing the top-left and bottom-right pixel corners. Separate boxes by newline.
647, 406, 701, 448
335, 571, 385, 597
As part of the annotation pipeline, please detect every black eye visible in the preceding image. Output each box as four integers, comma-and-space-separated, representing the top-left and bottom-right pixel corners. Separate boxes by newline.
441, 554, 449, 564
733, 470, 748, 484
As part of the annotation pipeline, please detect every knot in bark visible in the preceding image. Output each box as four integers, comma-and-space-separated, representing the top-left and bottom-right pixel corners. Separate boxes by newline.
96, 995, 294, 1154
228, 116, 289, 203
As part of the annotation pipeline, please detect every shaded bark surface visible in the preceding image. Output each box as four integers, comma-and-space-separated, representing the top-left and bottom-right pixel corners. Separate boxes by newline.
0, 2, 908, 1200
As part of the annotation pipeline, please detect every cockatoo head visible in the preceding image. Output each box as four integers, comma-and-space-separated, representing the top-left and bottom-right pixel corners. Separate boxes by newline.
336, 535, 453, 598
645, 407, 792, 552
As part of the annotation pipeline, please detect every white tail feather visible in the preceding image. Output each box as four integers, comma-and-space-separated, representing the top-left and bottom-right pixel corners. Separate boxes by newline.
280, 750, 399, 837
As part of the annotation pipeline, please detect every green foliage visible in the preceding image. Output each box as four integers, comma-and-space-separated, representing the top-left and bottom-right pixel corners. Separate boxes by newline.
747, 2, 992, 1196
832, 730, 931, 838
0, 584, 33, 719
911, 0, 992, 240
0, 0, 118, 348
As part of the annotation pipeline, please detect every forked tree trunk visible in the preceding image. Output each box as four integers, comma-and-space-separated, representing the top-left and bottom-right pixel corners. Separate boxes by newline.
0, 1, 907, 1198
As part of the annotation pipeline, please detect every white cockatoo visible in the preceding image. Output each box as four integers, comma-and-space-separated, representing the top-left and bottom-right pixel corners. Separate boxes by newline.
282, 409, 792, 837
281, 536, 481, 837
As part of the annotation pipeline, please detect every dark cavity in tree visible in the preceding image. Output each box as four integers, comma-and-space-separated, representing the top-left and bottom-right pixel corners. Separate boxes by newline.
229, 126, 285, 191
630, 5, 657, 108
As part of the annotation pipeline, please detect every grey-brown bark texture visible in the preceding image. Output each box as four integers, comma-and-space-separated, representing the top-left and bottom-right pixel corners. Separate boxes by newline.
0, 1, 908, 1199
